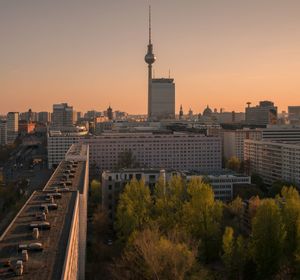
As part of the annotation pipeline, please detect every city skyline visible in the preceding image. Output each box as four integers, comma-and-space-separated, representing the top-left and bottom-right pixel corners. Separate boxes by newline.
1, 0, 300, 114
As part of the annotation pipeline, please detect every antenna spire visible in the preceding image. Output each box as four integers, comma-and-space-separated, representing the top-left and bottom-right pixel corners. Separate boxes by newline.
149, 5, 152, 44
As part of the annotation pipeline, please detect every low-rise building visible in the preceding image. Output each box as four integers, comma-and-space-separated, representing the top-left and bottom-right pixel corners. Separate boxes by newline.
102, 168, 251, 219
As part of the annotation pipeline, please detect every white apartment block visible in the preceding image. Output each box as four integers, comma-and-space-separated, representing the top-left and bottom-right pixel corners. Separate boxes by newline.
223, 129, 262, 161
47, 130, 88, 168
244, 139, 300, 186
82, 132, 222, 172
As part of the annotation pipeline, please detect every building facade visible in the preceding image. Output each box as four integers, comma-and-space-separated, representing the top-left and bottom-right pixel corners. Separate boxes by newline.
150, 78, 175, 120
288, 106, 300, 124
223, 129, 262, 161
6, 112, 19, 144
52, 103, 74, 127
0, 121, 7, 146
245, 101, 277, 126
47, 130, 88, 168
38, 111, 51, 124
83, 132, 222, 172
244, 139, 300, 186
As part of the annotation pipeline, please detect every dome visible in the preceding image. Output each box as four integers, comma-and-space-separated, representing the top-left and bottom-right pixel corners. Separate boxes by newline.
203, 105, 212, 117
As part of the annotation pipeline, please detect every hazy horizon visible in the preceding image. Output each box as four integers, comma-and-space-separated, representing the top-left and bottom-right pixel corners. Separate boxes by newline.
1, 0, 300, 115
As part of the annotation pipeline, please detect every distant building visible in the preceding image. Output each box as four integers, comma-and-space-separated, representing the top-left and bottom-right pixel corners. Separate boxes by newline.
223, 129, 262, 161
47, 129, 88, 168
150, 78, 175, 120
102, 168, 251, 219
18, 120, 36, 134
244, 139, 300, 186
20, 109, 38, 122
288, 106, 300, 124
6, 112, 19, 144
179, 105, 183, 120
107, 106, 113, 121
0, 121, 7, 146
245, 101, 277, 126
52, 103, 74, 127
38, 111, 51, 124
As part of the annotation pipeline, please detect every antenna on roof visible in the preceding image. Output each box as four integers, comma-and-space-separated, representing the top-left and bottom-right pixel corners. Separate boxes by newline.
168, 69, 171, 79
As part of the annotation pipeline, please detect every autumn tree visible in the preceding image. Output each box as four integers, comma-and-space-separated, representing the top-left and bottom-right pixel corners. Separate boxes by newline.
251, 199, 286, 279
111, 227, 197, 280
115, 179, 152, 243
183, 177, 223, 261
222, 227, 235, 276
279, 187, 300, 263
228, 196, 244, 232
153, 175, 186, 232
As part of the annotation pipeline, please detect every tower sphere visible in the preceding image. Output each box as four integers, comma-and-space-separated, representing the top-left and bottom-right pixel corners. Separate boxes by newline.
145, 52, 156, 64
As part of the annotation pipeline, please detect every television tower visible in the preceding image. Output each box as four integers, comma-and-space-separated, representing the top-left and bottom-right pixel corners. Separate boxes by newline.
144, 6, 156, 119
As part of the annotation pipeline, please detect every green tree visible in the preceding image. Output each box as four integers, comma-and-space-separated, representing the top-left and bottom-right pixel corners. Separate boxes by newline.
251, 199, 286, 279
115, 179, 152, 243
183, 177, 223, 261
153, 175, 186, 232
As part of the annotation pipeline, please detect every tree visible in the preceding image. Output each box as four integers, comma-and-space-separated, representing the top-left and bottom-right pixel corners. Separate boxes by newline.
279, 187, 300, 262
183, 177, 223, 261
228, 196, 244, 232
153, 175, 186, 232
221, 227, 235, 276
251, 199, 286, 279
111, 227, 197, 280
248, 195, 261, 219
90, 180, 101, 206
226, 157, 241, 172
115, 179, 152, 243
251, 173, 267, 193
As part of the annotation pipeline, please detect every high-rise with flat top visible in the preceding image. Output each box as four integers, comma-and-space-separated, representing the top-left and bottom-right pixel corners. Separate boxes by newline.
52, 103, 74, 127
151, 78, 175, 120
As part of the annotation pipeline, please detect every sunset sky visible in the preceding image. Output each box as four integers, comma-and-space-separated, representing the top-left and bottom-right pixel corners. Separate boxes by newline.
1, 0, 300, 115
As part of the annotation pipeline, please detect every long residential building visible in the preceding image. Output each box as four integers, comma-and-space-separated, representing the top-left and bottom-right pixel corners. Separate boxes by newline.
82, 132, 222, 172
244, 139, 300, 186
47, 130, 88, 168
223, 129, 262, 161
0, 143, 89, 279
